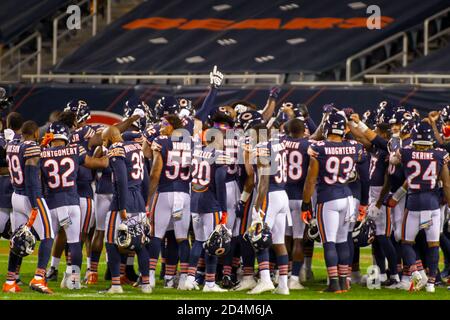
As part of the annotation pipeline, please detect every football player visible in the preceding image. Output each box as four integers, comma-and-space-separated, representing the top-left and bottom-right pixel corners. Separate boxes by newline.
3, 121, 54, 294
40, 122, 109, 289
303, 112, 363, 293
184, 126, 230, 292
390, 122, 450, 292
247, 119, 291, 295
283, 118, 310, 290
101, 125, 151, 294
147, 114, 191, 289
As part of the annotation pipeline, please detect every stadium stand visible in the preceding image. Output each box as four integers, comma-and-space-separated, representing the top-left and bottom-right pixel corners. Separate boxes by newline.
0, 0, 71, 45
400, 45, 450, 73
1, 83, 449, 125
54, 0, 448, 80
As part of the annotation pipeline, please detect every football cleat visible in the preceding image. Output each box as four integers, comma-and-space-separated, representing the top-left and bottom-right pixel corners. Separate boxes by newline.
273, 286, 290, 295
15, 277, 24, 286
339, 277, 349, 292
184, 277, 200, 291
247, 279, 275, 294
385, 279, 400, 289
426, 283, 435, 293
203, 283, 227, 293
321, 279, 342, 293
120, 275, 134, 285
3, 281, 22, 293
104, 286, 124, 294
232, 276, 257, 291
46, 267, 58, 282
29, 278, 53, 294
86, 271, 98, 285
164, 277, 177, 289
141, 284, 152, 294
288, 277, 305, 290
60, 272, 71, 289
132, 275, 142, 288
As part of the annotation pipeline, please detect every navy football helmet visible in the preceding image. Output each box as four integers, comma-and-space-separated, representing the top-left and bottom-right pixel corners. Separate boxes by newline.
155, 96, 180, 118
400, 112, 415, 134
237, 110, 264, 131
412, 122, 434, 146
123, 99, 150, 131
362, 110, 377, 129
10, 225, 36, 257
47, 121, 70, 142
324, 112, 346, 137
64, 100, 91, 124
306, 219, 321, 242
245, 221, 272, 253
352, 218, 376, 247
204, 224, 232, 256
178, 98, 194, 117
116, 218, 147, 251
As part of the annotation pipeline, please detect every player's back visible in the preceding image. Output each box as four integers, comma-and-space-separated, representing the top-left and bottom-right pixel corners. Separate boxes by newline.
253, 137, 288, 192
40, 144, 85, 209
283, 136, 310, 200
191, 146, 228, 213
154, 134, 192, 193
400, 146, 448, 212
109, 140, 144, 190
312, 139, 362, 203
6, 140, 41, 194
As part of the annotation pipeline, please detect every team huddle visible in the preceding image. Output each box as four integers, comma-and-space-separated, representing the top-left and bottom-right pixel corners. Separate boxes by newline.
1, 65, 450, 295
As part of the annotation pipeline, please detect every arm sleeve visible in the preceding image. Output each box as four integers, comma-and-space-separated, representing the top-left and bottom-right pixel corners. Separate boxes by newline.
110, 157, 128, 211
25, 165, 41, 208
358, 157, 370, 206
215, 165, 228, 213
194, 87, 218, 122
371, 135, 388, 152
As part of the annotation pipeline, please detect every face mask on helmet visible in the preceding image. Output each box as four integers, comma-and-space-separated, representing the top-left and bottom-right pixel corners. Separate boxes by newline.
245, 221, 272, 253
10, 225, 36, 257
204, 224, 231, 256
324, 113, 347, 138
64, 100, 91, 124
155, 96, 180, 118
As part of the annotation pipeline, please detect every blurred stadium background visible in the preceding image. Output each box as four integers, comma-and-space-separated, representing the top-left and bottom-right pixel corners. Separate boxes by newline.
0, 0, 449, 124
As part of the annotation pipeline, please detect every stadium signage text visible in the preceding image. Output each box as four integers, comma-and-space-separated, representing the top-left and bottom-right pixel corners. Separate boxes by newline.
123, 17, 394, 30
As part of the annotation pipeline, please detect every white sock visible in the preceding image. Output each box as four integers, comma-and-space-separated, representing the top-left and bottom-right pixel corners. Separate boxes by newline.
419, 270, 427, 279
149, 270, 155, 280
127, 256, 134, 265
187, 275, 195, 282
260, 269, 271, 282
51, 257, 60, 270
65, 265, 72, 274
278, 275, 288, 288
86, 257, 91, 270
164, 275, 174, 280
206, 281, 215, 288
379, 273, 387, 282
304, 257, 312, 270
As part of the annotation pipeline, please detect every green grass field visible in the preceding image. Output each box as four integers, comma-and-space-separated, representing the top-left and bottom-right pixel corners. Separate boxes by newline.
0, 240, 449, 300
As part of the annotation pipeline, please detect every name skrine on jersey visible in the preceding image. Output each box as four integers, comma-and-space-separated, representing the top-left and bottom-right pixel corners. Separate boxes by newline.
252, 137, 288, 193
152, 135, 192, 193
369, 135, 389, 187
108, 141, 146, 213
6, 140, 41, 196
71, 125, 96, 197
40, 144, 87, 209
283, 137, 310, 200
190, 147, 229, 214
401, 146, 449, 211
310, 140, 363, 203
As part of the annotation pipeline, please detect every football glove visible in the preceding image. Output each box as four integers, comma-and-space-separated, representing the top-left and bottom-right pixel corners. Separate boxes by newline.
4, 128, 14, 142
301, 201, 313, 225
357, 205, 368, 222
209, 65, 224, 88
269, 86, 280, 99
251, 207, 264, 223
386, 196, 398, 208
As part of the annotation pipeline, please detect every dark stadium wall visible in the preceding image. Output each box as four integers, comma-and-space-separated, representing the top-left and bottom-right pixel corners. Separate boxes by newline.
1, 83, 449, 126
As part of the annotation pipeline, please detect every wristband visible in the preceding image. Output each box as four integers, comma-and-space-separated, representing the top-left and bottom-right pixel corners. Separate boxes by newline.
392, 186, 407, 202
240, 191, 251, 203
358, 121, 369, 132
